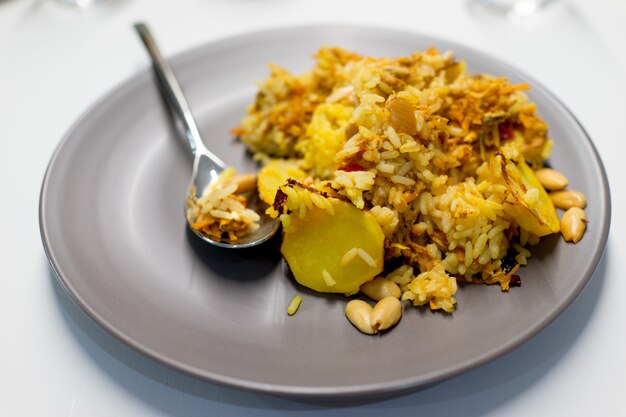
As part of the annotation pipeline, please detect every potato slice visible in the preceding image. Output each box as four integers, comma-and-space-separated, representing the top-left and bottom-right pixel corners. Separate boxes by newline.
501, 158, 560, 236
257, 159, 307, 205
281, 200, 384, 295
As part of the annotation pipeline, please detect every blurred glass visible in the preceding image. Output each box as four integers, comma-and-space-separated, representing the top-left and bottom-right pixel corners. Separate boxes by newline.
57, 0, 107, 7
471, 0, 560, 18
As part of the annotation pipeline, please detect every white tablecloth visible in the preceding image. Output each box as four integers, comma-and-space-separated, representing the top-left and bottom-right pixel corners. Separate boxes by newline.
1, 0, 624, 415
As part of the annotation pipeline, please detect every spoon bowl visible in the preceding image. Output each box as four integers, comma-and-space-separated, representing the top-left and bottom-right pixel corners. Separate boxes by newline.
134, 22, 280, 248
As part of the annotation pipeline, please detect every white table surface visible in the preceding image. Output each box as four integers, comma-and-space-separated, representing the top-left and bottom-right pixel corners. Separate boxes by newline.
1, 0, 624, 415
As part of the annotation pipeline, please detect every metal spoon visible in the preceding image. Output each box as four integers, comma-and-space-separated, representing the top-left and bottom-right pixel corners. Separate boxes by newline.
134, 22, 279, 248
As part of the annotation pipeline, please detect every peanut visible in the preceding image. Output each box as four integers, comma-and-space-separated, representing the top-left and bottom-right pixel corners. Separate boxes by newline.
535, 168, 568, 191
227, 173, 257, 194
560, 207, 587, 243
360, 278, 401, 301
549, 190, 587, 210
371, 296, 402, 332
345, 300, 376, 334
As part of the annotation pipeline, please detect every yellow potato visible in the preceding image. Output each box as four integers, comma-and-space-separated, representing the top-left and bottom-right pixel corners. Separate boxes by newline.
501, 158, 560, 236
257, 159, 307, 205
281, 200, 384, 294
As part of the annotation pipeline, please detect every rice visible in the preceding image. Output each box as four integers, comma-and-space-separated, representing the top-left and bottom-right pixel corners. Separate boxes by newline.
322, 269, 336, 287
340, 248, 359, 266
186, 168, 260, 242
357, 248, 377, 267
287, 294, 303, 316
235, 46, 560, 312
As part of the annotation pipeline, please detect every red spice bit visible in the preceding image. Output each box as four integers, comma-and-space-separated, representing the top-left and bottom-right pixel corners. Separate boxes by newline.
338, 163, 365, 172
273, 189, 288, 215
509, 274, 522, 287
438, 131, 449, 148
498, 122, 514, 140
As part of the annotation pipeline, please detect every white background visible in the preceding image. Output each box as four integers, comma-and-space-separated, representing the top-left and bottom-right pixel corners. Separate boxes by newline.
1, 0, 624, 415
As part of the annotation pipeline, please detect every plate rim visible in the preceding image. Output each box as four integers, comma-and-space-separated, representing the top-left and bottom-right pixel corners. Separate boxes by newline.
39, 23, 612, 399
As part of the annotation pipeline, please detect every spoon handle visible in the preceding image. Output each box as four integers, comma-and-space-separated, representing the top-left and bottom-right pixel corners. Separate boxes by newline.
134, 22, 225, 168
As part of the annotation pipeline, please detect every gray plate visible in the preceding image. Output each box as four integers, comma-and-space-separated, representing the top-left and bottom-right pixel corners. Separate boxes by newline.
39, 25, 610, 399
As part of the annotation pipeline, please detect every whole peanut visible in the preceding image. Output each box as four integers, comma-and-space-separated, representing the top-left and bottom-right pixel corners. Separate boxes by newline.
360, 278, 401, 301
371, 296, 403, 332
345, 300, 376, 334
535, 168, 568, 191
549, 190, 587, 210
561, 207, 587, 243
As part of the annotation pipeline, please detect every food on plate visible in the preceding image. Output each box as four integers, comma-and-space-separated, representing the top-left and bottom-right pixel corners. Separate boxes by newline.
229, 46, 588, 334
360, 277, 402, 301
534, 167, 568, 191
560, 207, 587, 243
345, 299, 378, 335
257, 159, 307, 204
287, 294, 303, 316
186, 168, 260, 241
482, 157, 560, 237
548, 189, 587, 210
273, 181, 385, 294
345, 296, 403, 334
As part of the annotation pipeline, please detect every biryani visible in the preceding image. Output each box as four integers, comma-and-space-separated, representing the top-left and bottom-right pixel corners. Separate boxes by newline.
186, 168, 260, 242
196, 46, 588, 333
